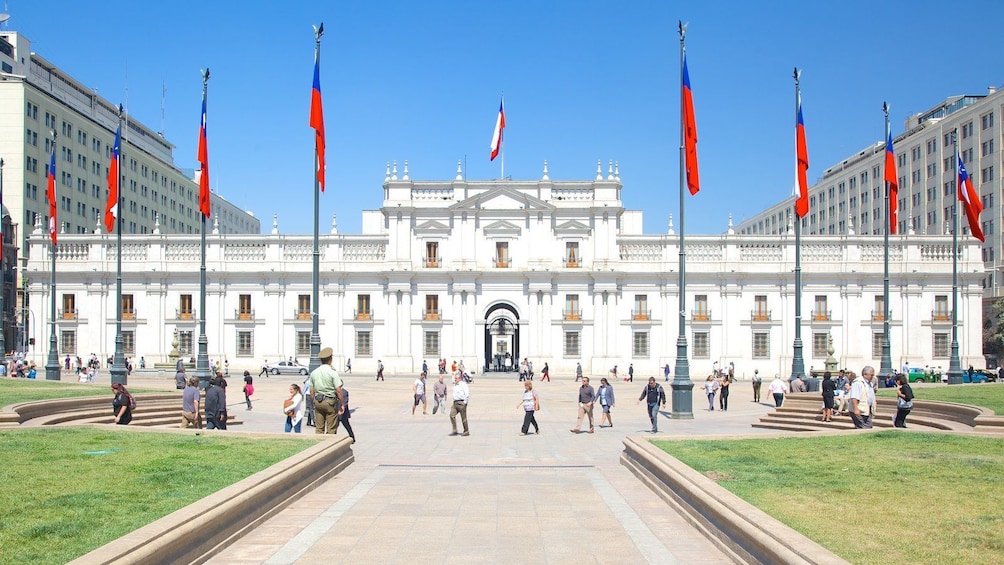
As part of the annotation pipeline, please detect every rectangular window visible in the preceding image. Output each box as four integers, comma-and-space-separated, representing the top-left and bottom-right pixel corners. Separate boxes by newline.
872, 333, 884, 358
179, 331, 193, 355
632, 332, 650, 357
872, 295, 885, 321
812, 332, 829, 358
565, 242, 579, 267
753, 295, 768, 320
356, 294, 371, 320
296, 331, 311, 356
693, 331, 709, 358
813, 295, 828, 320
495, 242, 509, 267
633, 294, 649, 320
356, 331, 372, 357
424, 294, 440, 320
179, 294, 193, 319
61, 294, 76, 319
237, 330, 253, 356
425, 241, 439, 267
564, 294, 580, 320
424, 331, 440, 357
122, 294, 135, 319
693, 294, 708, 320
122, 331, 135, 355
564, 331, 580, 357
60, 330, 77, 355
933, 333, 949, 358
982, 166, 995, 183
297, 294, 311, 320
752, 332, 770, 359
934, 295, 949, 320
982, 112, 994, 130
983, 139, 995, 157
238, 294, 252, 319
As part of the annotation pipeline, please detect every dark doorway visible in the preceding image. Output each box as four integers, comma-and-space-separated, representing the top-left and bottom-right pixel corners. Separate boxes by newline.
484, 303, 519, 372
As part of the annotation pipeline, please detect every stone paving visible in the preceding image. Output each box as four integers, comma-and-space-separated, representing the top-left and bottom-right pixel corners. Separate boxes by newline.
131, 368, 778, 564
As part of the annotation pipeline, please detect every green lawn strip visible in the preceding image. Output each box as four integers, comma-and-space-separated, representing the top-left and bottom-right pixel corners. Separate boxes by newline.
654, 432, 1004, 564
0, 379, 163, 408
0, 428, 319, 564
877, 384, 1004, 415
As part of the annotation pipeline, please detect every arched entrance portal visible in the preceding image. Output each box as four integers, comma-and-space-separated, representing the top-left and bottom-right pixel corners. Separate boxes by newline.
484, 303, 519, 372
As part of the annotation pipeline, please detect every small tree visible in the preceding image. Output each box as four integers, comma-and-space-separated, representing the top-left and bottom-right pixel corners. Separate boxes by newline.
983, 298, 1004, 357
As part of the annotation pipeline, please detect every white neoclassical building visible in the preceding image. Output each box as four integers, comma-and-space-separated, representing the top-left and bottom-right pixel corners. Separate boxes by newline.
25, 168, 985, 377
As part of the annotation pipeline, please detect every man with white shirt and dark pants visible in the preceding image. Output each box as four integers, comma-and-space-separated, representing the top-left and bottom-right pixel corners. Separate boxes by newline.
449, 372, 470, 436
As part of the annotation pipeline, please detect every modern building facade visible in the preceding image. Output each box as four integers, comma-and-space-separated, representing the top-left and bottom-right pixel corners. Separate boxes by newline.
736, 87, 1002, 295
25, 169, 985, 377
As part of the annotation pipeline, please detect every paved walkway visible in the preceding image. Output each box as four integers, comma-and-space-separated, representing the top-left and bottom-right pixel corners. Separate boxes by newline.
135, 370, 777, 564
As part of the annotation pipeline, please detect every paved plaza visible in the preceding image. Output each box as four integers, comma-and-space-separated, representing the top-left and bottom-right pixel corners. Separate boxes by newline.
130, 368, 778, 564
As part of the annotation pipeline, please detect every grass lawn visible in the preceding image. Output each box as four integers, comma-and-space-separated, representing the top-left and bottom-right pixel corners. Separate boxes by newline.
877, 383, 1004, 415
655, 431, 1004, 564
0, 378, 161, 408
0, 428, 319, 564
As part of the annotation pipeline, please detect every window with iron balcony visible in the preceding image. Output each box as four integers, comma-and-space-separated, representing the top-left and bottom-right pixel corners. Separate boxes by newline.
424, 295, 440, 320
632, 294, 649, 320
692, 295, 709, 321
564, 294, 581, 320
565, 242, 579, 268
297, 294, 311, 320
495, 242, 510, 268
237, 294, 253, 320
121, 294, 135, 319
355, 294, 371, 320
812, 295, 829, 321
752, 295, 769, 321
933, 295, 949, 321
425, 241, 440, 268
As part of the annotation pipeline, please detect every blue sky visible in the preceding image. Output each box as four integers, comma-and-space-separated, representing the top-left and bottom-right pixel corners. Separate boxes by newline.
12, 1, 1004, 235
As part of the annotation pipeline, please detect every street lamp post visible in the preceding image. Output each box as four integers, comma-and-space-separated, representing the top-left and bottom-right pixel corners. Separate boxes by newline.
0, 157, 6, 358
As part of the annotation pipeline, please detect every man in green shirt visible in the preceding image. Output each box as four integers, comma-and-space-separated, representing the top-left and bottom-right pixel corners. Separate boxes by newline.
308, 347, 345, 434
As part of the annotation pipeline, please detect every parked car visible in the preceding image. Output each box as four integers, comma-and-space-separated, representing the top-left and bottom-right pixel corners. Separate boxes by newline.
905, 367, 940, 383
271, 360, 309, 375
963, 370, 989, 384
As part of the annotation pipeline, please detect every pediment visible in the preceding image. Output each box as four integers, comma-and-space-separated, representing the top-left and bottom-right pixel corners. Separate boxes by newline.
451, 186, 555, 212
554, 219, 592, 237
482, 219, 522, 238
414, 219, 452, 236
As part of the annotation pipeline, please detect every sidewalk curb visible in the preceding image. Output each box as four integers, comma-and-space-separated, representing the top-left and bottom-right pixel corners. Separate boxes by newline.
68, 436, 354, 565
620, 436, 848, 565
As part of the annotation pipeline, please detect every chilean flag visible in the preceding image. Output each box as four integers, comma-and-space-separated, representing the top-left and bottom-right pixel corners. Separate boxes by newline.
104, 125, 121, 233
490, 96, 505, 161
958, 152, 985, 242
310, 51, 326, 192
794, 90, 809, 218
682, 55, 700, 195
884, 129, 898, 234
198, 95, 211, 218
46, 148, 57, 245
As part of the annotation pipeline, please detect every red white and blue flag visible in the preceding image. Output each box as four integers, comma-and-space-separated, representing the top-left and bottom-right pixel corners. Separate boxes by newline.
104, 125, 121, 232
682, 54, 700, 195
490, 96, 505, 161
198, 95, 211, 217
310, 51, 326, 192
46, 147, 57, 245
884, 128, 898, 234
957, 152, 985, 242
794, 89, 809, 218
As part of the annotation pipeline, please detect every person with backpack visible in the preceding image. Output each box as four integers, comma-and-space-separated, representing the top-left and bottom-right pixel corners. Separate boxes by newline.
111, 382, 134, 425
637, 377, 666, 433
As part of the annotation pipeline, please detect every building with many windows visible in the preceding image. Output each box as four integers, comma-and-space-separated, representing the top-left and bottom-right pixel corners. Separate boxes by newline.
736, 87, 1002, 295
25, 168, 984, 376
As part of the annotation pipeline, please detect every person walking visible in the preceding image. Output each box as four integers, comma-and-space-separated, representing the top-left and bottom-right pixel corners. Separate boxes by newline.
205, 377, 228, 430
893, 374, 914, 428
768, 374, 786, 408
308, 347, 345, 434
376, 359, 385, 381
175, 363, 187, 390
821, 371, 836, 422
259, 359, 269, 378
283, 383, 305, 433
570, 377, 596, 434
345, 358, 352, 374
541, 362, 550, 382
628, 363, 634, 382
181, 377, 201, 429
597, 377, 616, 428
719, 371, 731, 411
575, 362, 583, 382
703, 375, 719, 411
664, 364, 671, 382
242, 370, 254, 410
517, 381, 540, 435
449, 372, 470, 436
413, 373, 428, 415
432, 374, 448, 415
752, 369, 762, 402
111, 383, 134, 425
638, 377, 667, 433
849, 367, 874, 429
339, 387, 356, 443
422, 360, 429, 377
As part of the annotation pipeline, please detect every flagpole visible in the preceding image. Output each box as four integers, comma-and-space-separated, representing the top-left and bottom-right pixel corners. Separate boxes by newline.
195, 69, 212, 390
308, 23, 324, 374
879, 103, 894, 382
790, 68, 806, 382
671, 21, 694, 419
110, 105, 127, 386
0, 157, 5, 358
45, 130, 60, 381
947, 129, 963, 384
